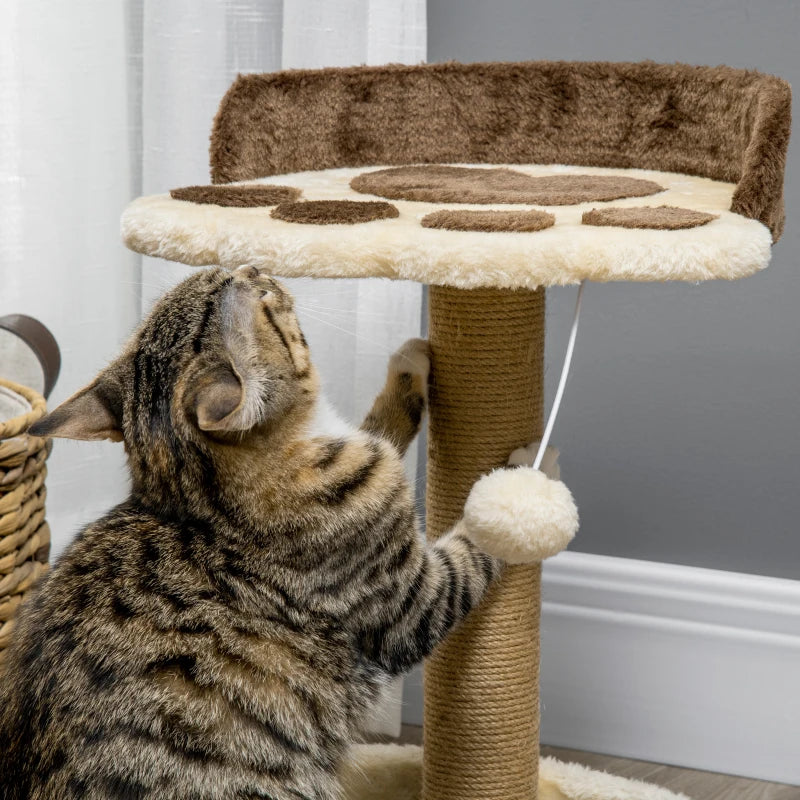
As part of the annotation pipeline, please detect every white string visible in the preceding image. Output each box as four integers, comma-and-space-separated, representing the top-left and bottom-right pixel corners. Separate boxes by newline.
533, 280, 587, 471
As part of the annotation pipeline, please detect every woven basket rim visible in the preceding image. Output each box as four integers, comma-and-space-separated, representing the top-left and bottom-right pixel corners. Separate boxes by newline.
0, 377, 47, 439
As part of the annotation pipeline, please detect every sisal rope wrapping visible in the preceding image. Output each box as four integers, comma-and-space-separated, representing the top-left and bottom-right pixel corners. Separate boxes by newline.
423, 286, 545, 800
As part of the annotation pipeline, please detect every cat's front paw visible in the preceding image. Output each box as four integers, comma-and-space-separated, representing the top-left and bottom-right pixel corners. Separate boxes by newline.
463, 467, 578, 564
389, 338, 430, 379
388, 338, 430, 401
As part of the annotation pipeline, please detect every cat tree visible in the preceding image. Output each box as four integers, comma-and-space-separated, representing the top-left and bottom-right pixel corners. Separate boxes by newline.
122, 61, 790, 800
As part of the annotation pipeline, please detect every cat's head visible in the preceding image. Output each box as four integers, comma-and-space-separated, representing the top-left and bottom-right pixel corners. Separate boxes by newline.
30, 266, 316, 451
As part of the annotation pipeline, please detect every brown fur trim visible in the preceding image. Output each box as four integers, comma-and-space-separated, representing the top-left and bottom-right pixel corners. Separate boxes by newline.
210, 61, 790, 240
270, 200, 399, 225
582, 206, 717, 230
351, 166, 663, 205
170, 184, 301, 206
421, 209, 555, 232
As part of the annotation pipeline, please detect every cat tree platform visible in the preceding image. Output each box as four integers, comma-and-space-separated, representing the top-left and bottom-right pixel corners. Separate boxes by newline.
122, 62, 790, 800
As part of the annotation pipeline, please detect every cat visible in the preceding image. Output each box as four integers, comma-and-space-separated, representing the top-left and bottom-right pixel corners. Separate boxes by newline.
0, 265, 504, 800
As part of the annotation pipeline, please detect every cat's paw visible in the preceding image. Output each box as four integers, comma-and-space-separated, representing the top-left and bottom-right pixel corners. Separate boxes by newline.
508, 440, 560, 481
388, 338, 430, 401
389, 338, 430, 381
463, 467, 578, 564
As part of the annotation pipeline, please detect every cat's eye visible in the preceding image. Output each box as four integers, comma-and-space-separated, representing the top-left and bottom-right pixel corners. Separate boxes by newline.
261, 289, 274, 300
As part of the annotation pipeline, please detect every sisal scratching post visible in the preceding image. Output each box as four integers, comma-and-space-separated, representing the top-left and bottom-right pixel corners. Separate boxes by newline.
424, 286, 544, 800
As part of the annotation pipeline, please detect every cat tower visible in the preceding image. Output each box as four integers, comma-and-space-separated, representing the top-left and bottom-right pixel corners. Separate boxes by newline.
121, 61, 790, 800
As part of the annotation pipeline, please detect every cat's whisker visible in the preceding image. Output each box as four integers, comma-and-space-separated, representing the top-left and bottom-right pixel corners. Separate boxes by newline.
285, 279, 365, 295
297, 310, 399, 357
295, 303, 393, 319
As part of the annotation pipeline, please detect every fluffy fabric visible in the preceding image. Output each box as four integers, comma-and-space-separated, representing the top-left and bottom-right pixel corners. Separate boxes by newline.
462, 467, 578, 564
209, 61, 790, 240
339, 744, 425, 800
582, 206, 717, 230
350, 166, 663, 205
421, 208, 555, 232
539, 757, 693, 800
170, 184, 301, 207
121, 164, 773, 288
270, 199, 398, 224
338, 745, 692, 800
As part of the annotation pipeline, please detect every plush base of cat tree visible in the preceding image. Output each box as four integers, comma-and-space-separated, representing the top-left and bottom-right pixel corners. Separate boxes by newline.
340, 744, 690, 800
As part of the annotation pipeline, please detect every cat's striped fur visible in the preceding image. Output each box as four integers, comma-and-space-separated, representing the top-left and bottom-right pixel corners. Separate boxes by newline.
0, 267, 501, 800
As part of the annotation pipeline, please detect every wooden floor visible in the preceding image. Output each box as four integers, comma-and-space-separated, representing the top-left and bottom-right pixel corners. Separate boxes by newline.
398, 726, 798, 799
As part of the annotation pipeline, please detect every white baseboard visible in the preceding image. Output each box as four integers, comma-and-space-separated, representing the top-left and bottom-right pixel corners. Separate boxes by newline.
402, 551, 800, 785
541, 552, 800, 785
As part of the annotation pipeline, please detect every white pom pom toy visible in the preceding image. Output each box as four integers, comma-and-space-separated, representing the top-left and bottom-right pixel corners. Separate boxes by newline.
463, 445, 578, 564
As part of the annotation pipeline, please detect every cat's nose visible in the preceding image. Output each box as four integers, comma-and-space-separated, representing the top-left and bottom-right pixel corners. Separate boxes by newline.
233, 264, 259, 279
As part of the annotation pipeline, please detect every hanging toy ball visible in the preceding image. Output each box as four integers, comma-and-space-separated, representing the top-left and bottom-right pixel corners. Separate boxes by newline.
463, 447, 579, 564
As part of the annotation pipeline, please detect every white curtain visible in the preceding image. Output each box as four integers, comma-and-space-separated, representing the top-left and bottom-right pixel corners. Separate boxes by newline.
2, 0, 425, 733
1, 3, 140, 551
1, 0, 425, 549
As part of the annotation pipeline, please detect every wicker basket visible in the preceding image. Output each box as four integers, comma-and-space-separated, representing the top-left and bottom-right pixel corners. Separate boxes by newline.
0, 378, 52, 665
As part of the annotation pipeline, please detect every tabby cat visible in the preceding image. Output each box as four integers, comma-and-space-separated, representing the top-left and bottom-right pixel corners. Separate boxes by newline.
0, 266, 503, 800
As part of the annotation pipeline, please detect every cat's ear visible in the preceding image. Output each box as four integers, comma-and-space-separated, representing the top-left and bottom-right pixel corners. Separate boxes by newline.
29, 377, 123, 442
193, 364, 254, 432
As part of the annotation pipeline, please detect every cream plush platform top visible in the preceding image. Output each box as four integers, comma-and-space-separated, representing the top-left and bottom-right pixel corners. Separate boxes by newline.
121, 163, 773, 289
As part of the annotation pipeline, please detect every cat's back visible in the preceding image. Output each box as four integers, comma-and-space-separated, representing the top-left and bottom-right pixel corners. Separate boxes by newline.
0, 504, 199, 797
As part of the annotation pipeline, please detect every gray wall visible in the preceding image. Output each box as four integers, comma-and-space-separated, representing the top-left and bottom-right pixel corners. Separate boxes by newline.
428, 0, 800, 579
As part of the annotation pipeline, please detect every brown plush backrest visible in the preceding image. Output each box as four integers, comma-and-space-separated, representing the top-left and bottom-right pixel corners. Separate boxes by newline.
211, 61, 791, 240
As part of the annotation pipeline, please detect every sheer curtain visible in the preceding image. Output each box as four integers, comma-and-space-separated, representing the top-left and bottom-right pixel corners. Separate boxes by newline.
2, 0, 425, 552
2, 0, 425, 733
1, 2, 140, 553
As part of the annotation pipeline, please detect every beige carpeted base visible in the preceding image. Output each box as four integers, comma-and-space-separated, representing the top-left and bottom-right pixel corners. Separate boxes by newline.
339, 744, 692, 800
